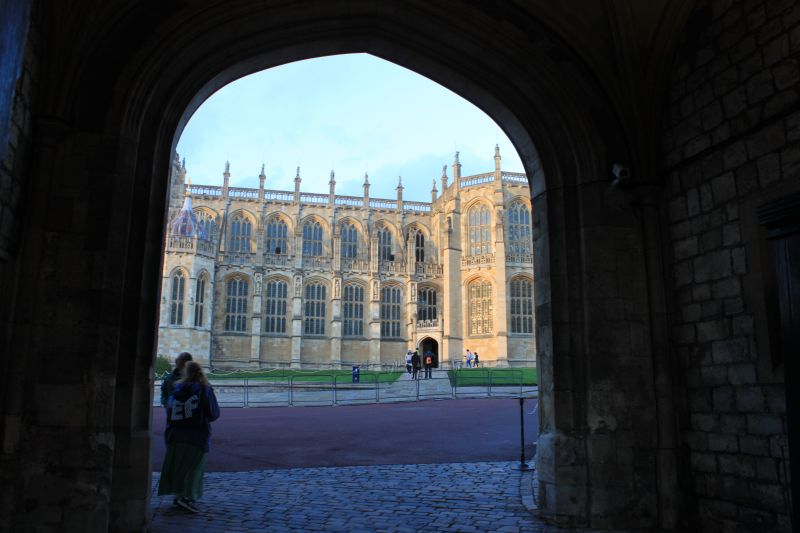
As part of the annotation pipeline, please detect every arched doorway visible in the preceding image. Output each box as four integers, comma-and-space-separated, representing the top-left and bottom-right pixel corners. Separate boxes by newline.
418, 337, 439, 368
1, 2, 685, 532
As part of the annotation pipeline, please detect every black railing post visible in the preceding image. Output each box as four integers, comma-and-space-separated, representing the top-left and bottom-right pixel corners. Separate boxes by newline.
513, 396, 532, 471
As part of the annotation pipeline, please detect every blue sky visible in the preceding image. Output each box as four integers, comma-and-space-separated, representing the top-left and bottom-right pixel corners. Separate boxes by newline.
176, 53, 523, 202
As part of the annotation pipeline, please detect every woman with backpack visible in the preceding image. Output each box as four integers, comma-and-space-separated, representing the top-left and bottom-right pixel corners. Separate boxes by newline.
157, 361, 220, 513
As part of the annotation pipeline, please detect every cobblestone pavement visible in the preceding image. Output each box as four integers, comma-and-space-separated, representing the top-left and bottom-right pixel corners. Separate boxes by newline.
150, 461, 566, 532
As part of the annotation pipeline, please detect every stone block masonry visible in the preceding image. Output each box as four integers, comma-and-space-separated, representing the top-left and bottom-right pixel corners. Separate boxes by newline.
662, 0, 797, 530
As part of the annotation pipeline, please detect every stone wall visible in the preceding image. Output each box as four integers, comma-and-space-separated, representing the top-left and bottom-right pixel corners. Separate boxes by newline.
662, 0, 798, 530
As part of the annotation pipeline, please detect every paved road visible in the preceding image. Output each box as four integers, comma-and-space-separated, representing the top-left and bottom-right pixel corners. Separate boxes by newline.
152, 398, 538, 471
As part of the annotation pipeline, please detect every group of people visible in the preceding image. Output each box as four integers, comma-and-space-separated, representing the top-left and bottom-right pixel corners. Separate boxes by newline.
405, 349, 436, 379
157, 352, 221, 513
464, 349, 480, 368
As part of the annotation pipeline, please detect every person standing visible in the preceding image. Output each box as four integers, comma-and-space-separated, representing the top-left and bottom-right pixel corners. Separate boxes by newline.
473, 352, 480, 368
405, 350, 413, 375
411, 350, 421, 380
158, 361, 220, 513
423, 350, 434, 379
464, 349, 473, 368
160, 352, 192, 407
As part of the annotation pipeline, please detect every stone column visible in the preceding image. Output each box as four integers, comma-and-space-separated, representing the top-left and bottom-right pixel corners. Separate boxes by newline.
493, 206, 509, 367
442, 213, 463, 368
369, 276, 381, 367
330, 276, 342, 369
249, 272, 262, 368
290, 273, 302, 368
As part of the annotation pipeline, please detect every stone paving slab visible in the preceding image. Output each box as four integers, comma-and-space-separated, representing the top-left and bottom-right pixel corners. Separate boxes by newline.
150, 461, 571, 532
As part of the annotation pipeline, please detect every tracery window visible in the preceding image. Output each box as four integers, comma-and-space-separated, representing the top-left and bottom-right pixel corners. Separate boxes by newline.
508, 203, 532, 255
378, 226, 392, 261
415, 231, 425, 263
380, 286, 402, 338
468, 204, 492, 256
196, 210, 216, 241
341, 223, 358, 259
193, 274, 207, 327
265, 216, 288, 255
418, 287, 437, 322
225, 277, 248, 332
302, 220, 323, 257
342, 284, 364, 337
510, 278, 534, 334
468, 280, 493, 335
229, 214, 252, 253
264, 280, 288, 334
303, 283, 326, 335
169, 271, 186, 325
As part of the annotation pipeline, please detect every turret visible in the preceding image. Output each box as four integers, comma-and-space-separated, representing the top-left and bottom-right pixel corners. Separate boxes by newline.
396, 176, 404, 210
329, 169, 336, 205
222, 161, 230, 198
363, 172, 370, 207
258, 163, 266, 201
494, 144, 502, 179
431, 179, 438, 203
294, 166, 301, 203
452, 151, 461, 186
441, 165, 448, 199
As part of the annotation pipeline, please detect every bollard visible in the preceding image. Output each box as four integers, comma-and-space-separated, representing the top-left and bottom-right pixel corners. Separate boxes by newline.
512, 397, 533, 471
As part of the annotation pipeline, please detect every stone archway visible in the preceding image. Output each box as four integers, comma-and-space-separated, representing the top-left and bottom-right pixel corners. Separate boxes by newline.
418, 337, 439, 368
0, 3, 690, 532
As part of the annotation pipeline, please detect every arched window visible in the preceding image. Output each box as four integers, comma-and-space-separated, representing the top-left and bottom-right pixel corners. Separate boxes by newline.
264, 280, 288, 334
378, 226, 392, 261
225, 277, 248, 332
510, 278, 534, 334
508, 203, 532, 255
341, 223, 358, 259
415, 231, 425, 262
302, 220, 323, 257
380, 286, 402, 338
169, 271, 185, 325
468, 205, 492, 256
418, 287, 437, 322
193, 274, 207, 327
265, 216, 288, 255
468, 280, 493, 335
343, 284, 364, 337
196, 210, 215, 241
229, 214, 252, 253
303, 283, 326, 335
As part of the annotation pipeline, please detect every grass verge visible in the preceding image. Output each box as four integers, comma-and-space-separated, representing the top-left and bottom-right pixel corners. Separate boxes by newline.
205, 369, 404, 384
446, 367, 537, 387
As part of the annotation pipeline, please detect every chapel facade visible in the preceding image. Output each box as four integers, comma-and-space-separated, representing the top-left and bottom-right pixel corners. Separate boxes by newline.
157, 146, 535, 369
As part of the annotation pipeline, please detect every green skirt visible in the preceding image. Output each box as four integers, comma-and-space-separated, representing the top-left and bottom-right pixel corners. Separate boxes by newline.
157, 443, 208, 500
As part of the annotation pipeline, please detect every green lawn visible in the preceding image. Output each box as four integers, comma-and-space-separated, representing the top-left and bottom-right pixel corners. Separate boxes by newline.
446, 367, 537, 387
205, 369, 404, 384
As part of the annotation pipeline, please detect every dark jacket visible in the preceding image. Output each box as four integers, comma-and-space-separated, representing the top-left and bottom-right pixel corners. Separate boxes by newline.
160, 368, 181, 407
165, 381, 220, 452
411, 353, 421, 369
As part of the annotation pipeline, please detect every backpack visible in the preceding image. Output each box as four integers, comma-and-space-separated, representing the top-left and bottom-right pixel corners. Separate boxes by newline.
425, 355, 432, 365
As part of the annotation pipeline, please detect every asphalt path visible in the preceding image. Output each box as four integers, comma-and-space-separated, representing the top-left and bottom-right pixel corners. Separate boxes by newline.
152, 398, 538, 471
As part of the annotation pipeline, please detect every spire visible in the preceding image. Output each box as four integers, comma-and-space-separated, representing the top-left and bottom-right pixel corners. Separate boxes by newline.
222, 160, 230, 198
225, 161, 230, 174
396, 176, 403, 190
329, 169, 336, 200
452, 151, 462, 183
260, 163, 265, 177
258, 163, 266, 201
294, 167, 301, 203
363, 171, 369, 185
363, 171, 370, 206
431, 179, 438, 203
494, 143, 502, 180
396, 176, 404, 203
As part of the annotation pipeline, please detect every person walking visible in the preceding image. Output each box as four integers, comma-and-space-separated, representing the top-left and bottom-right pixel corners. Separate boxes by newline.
405, 350, 413, 376
157, 361, 220, 513
464, 349, 473, 368
423, 350, 434, 379
160, 352, 192, 407
473, 352, 480, 368
411, 350, 421, 380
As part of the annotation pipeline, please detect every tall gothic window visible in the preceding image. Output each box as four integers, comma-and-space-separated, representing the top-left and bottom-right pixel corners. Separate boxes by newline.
468, 205, 492, 256
225, 277, 248, 332
508, 203, 532, 255
196, 210, 215, 241
378, 226, 392, 261
264, 280, 288, 334
302, 220, 323, 257
265, 216, 288, 255
229, 214, 252, 253
415, 231, 425, 262
418, 287, 437, 322
468, 280, 493, 335
510, 278, 534, 334
341, 223, 358, 259
342, 284, 364, 337
380, 286, 402, 338
169, 271, 185, 325
193, 274, 207, 327
304, 283, 326, 335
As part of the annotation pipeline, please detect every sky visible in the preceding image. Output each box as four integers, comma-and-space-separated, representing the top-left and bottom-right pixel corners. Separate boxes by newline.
176, 53, 524, 202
